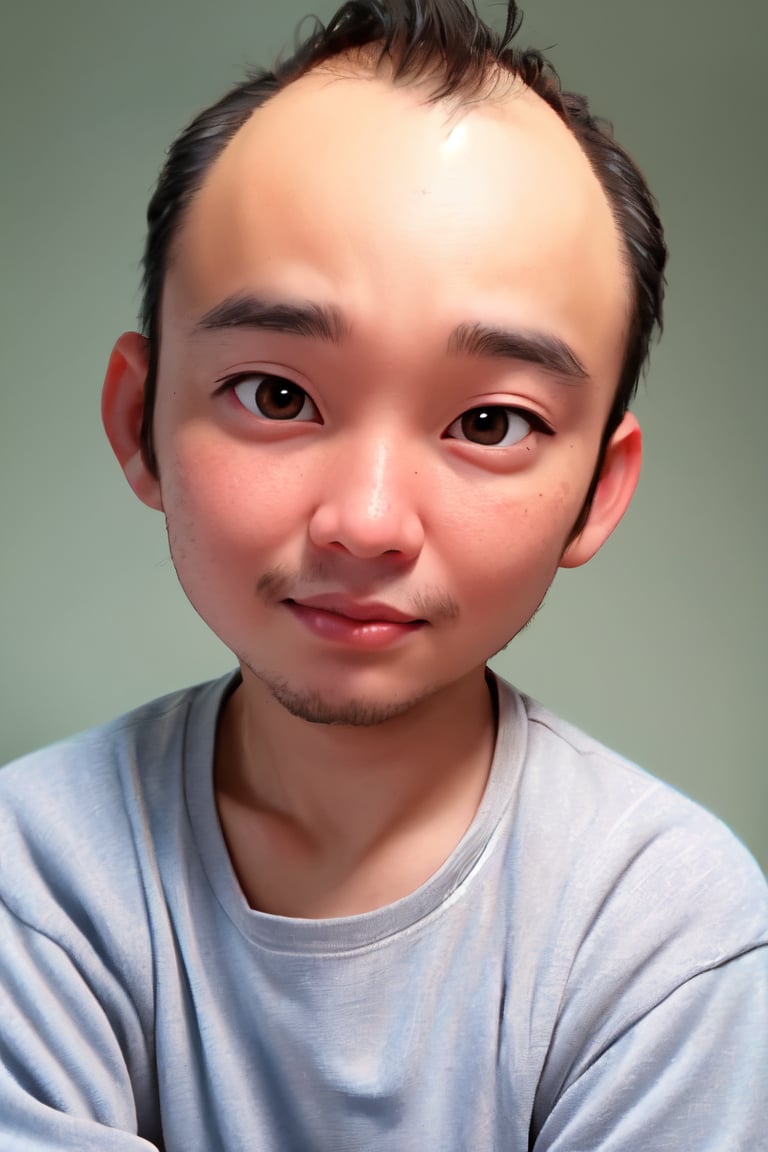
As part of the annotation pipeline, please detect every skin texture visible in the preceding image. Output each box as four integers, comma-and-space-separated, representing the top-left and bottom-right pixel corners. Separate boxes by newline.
103, 66, 641, 915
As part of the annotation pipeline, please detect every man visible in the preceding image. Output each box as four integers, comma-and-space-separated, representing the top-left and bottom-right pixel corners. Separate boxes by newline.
1, 1, 766, 1148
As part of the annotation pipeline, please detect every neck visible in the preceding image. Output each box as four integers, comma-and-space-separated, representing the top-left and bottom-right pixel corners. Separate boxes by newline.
214, 666, 497, 917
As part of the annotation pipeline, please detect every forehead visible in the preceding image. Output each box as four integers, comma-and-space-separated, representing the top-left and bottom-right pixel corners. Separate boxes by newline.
167, 67, 628, 374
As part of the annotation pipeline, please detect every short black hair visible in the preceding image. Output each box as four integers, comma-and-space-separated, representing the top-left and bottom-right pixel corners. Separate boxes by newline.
139, 0, 666, 495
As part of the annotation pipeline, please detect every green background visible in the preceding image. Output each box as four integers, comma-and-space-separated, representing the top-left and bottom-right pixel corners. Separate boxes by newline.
1, 1, 765, 871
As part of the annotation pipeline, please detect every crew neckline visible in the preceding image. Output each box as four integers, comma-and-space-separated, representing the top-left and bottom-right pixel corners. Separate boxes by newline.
184, 670, 528, 954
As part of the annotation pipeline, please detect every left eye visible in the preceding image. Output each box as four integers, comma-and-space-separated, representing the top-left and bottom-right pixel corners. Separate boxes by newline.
231, 374, 319, 422
445, 406, 535, 447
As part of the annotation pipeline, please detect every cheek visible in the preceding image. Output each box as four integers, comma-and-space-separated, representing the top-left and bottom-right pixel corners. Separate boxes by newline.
436, 510, 568, 665
159, 436, 309, 568
440, 486, 577, 634
446, 481, 578, 566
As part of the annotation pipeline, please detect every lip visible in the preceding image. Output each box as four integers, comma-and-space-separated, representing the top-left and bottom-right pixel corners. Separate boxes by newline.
285, 595, 423, 625
284, 596, 425, 650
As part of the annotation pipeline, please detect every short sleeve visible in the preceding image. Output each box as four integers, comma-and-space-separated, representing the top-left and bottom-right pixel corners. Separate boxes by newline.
533, 947, 768, 1151
0, 899, 160, 1151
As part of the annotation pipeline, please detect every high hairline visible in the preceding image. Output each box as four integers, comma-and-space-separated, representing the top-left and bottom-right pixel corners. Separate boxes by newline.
138, 0, 666, 481
277, 0, 534, 108
306, 41, 525, 108
140, 0, 564, 334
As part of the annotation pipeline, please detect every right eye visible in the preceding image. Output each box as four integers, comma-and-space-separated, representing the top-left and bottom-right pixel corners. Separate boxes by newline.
229, 374, 320, 422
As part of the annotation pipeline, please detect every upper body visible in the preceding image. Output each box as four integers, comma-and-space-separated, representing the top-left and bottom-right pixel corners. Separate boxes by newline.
2, 671, 766, 1150
5, 0, 762, 1146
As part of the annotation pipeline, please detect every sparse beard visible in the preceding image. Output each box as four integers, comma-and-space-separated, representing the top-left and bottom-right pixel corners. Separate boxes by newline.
241, 661, 431, 727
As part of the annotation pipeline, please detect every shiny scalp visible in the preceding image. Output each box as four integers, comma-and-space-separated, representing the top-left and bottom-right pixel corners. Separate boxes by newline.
138, 0, 667, 498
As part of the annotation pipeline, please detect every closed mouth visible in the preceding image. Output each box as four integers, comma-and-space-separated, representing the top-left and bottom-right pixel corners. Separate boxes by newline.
284, 596, 424, 625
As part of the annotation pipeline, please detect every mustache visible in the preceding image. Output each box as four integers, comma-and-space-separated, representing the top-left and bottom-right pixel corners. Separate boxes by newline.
256, 565, 460, 621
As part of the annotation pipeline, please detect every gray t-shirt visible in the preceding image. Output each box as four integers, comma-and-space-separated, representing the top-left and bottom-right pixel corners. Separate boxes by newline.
1, 672, 766, 1150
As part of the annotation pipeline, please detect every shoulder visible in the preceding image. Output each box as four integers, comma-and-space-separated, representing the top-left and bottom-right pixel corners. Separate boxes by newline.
499, 677, 768, 924
0, 672, 236, 794
492, 674, 768, 994
1, 679, 208, 833
0, 675, 234, 938
492, 678, 768, 1109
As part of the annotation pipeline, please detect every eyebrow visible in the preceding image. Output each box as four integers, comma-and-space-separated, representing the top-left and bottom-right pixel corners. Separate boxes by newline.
448, 322, 588, 381
194, 294, 349, 342
193, 293, 587, 381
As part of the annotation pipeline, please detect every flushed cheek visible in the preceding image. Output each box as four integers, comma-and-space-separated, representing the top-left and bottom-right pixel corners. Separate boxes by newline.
447, 475, 578, 556
448, 495, 573, 619
159, 443, 308, 578
472, 524, 564, 603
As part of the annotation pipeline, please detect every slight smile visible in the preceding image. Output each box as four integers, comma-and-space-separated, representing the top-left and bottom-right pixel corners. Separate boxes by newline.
284, 596, 427, 649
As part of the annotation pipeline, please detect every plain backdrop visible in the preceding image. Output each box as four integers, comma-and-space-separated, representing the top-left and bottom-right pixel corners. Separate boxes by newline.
1, 0, 766, 871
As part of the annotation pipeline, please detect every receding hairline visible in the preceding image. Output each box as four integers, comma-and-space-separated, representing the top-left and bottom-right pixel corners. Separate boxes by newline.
137, 2, 665, 480
163, 49, 632, 378
309, 40, 525, 103
164, 48, 610, 279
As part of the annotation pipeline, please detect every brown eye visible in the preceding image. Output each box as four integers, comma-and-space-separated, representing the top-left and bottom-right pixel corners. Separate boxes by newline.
447, 406, 531, 447
232, 374, 319, 422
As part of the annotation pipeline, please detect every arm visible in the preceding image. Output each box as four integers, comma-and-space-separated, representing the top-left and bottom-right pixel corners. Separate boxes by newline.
534, 947, 768, 1151
0, 900, 160, 1151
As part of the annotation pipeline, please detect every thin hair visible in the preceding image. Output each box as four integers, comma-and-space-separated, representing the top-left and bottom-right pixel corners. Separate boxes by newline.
139, 0, 667, 519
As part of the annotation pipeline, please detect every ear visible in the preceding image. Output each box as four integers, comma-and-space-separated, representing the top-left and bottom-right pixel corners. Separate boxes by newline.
560, 413, 642, 569
101, 331, 163, 511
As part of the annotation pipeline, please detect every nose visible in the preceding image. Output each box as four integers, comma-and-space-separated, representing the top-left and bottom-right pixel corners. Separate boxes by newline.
308, 431, 425, 561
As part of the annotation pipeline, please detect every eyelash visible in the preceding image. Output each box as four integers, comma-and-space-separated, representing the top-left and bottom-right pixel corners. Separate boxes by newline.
444, 405, 553, 448
219, 372, 321, 423
218, 372, 554, 446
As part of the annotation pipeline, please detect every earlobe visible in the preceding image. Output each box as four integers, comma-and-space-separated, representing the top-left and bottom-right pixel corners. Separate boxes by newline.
101, 332, 163, 511
560, 413, 642, 569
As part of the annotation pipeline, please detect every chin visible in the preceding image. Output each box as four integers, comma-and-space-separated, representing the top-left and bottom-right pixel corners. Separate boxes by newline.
246, 663, 430, 728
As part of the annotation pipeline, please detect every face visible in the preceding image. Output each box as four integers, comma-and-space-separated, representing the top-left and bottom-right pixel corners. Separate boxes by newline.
106, 68, 638, 725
